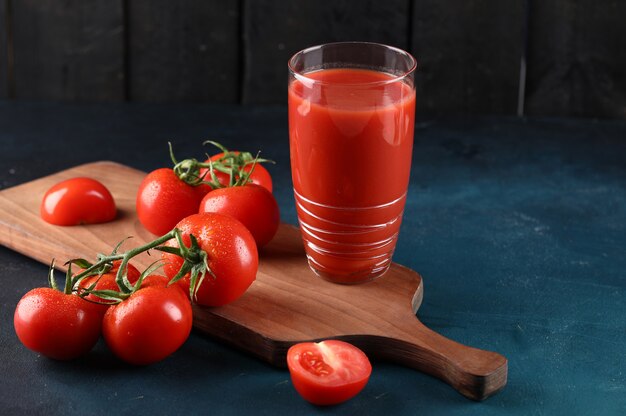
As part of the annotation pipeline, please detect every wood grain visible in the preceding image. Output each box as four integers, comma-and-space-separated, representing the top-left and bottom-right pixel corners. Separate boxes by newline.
127, 0, 240, 103
11, 0, 125, 101
242, 0, 410, 104
0, 161, 507, 400
0, 0, 7, 99
525, 0, 626, 118
411, 0, 526, 115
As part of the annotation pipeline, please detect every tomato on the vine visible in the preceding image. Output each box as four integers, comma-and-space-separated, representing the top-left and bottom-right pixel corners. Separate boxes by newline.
202, 151, 273, 192
136, 168, 211, 236
41, 177, 116, 226
137, 142, 276, 236
287, 340, 372, 406
14, 287, 103, 360
199, 184, 280, 248
76, 260, 141, 314
102, 274, 192, 365
162, 213, 258, 307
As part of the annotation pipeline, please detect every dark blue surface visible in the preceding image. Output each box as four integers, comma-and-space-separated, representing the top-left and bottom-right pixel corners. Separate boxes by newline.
1, 102, 625, 415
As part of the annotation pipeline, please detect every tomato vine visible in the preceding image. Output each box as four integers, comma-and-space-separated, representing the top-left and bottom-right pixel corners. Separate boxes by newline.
169, 141, 273, 189
55, 228, 213, 303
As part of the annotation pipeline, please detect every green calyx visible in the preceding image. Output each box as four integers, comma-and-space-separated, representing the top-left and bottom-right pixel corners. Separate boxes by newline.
168, 140, 274, 189
155, 233, 216, 301
49, 228, 214, 305
169, 142, 210, 187
203, 140, 274, 187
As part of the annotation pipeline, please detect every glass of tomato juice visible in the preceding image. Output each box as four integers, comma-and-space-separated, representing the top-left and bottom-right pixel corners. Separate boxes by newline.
288, 42, 417, 284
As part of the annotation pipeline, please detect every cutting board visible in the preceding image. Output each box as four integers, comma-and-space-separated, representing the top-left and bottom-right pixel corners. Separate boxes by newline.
0, 161, 507, 401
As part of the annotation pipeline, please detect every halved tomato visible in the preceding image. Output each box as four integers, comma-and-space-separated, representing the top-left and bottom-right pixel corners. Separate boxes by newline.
286, 340, 372, 406
41, 177, 116, 226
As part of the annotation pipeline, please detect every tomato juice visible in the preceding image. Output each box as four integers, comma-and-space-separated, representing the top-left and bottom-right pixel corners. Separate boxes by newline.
289, 67, 415, 283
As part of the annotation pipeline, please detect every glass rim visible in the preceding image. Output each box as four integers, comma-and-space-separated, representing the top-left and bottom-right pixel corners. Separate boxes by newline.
288, 41, 418, 87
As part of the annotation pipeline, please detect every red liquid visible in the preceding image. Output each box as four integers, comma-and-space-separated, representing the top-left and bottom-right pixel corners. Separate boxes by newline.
289, 68, 415, 283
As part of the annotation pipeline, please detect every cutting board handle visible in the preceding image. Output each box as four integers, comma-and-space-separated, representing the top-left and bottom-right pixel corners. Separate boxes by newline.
366, 316, 508, 401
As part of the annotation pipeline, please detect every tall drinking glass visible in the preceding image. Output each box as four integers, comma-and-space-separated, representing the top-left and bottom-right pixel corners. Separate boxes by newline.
288, 42, 417, 284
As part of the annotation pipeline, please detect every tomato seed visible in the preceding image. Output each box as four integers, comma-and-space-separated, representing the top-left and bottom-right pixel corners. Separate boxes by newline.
300, 351, 334, 376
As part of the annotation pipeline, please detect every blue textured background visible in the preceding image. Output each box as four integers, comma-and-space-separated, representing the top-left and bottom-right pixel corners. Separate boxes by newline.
0, 102, 625, 414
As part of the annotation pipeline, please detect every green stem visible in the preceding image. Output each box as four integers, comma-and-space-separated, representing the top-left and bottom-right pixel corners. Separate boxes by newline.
66, 254, 123, 294
168, 140, 274, 190
48, 260, 58, 291
114, 229, 180, 293
68, 225, 215, 305
66, 229, 180, 296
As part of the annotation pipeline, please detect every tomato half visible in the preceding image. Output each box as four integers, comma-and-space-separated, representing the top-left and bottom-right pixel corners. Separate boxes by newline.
201, 152, 273, 192
40, 177, 116, 226
162, 213, 258, 307
14, 288, 103, 360
198, 184, 280, 248
287, 340, 372, 406
136, 168, 211, 236
102, 275, 192, 365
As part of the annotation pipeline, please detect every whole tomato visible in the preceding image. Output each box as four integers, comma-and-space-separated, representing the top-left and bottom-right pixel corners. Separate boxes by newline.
76, 260, 141, 315
41, 177, 116, 226
199, 184, 280, 248
136, 168, 211, 236
102, 275, 192, 365
14, 288, 103, 360
201, 151, 273, 192
162, 213, 258, 307
287, 340, 372, 406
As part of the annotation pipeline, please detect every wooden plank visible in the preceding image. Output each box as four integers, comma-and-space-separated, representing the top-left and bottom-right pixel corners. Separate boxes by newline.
525, 0, 626, 119
242, 0, 410, 105
0, 0, 7, 98
411, 0, 526, 115
127, 0, 239, 103
11, 0, 124, 101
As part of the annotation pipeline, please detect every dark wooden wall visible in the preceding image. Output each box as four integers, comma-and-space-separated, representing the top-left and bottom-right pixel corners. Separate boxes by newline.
1, 0, 625, 119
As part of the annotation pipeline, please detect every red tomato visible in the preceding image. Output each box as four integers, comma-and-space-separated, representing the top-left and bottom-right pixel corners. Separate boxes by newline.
102, 275, 192, 365
198, 184, 280, 248
287, 340, 372, 406
40, 177, 116, 226
136, 168, 211, 235
76, 261, 141, 314
14, 288, 103, 360
162, 213, 258, 307
201, 152, 273, 192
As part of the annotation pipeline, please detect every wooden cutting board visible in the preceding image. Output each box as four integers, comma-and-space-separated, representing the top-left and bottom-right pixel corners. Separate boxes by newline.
0, 161, 507, 401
